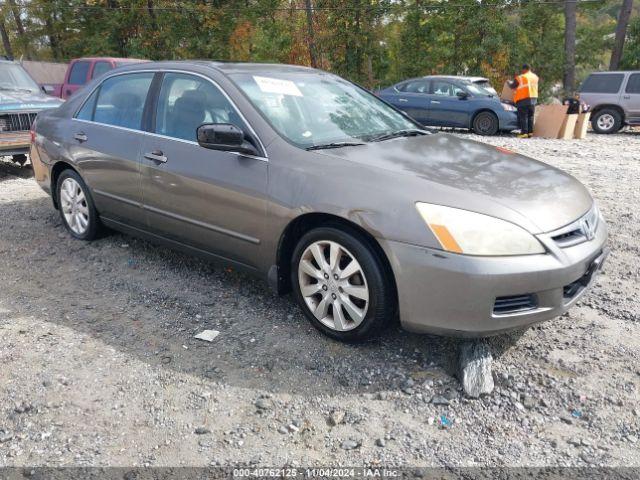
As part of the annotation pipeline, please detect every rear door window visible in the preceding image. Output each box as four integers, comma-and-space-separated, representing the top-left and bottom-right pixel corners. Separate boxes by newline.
400, 80, 430, 93
76, 88, 99, 121
91, 61, 113, 80
625, 74, 640, 94
580, 74, 624, 94
68, 61, 91, 85
92, 73, 154, 130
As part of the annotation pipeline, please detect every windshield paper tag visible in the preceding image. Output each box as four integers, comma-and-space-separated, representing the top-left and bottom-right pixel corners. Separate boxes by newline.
253, 76, 302, 97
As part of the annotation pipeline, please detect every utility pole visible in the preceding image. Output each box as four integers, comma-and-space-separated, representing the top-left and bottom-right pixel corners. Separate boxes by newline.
563, 0, 577, 94
610, 0, 634, 70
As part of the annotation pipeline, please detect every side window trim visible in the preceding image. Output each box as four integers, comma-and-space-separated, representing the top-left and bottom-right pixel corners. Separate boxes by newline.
150, 71, 266, 157
73, 72, 155, 131
72, 68, 267, 158
142, 72, 164, 133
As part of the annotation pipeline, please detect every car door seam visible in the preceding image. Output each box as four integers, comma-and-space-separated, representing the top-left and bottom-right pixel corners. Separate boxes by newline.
141, 204, 261, 245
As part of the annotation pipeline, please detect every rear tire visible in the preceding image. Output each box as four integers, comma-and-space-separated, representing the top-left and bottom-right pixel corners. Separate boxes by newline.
472, 111, 499, 135
291, 226, 395, 342
56, 169, 102, 241
591, 109, 622, 134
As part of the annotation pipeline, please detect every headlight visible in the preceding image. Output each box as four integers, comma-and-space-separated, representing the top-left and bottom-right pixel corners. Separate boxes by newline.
416, 203, 545, 256
501, 102, 516, 111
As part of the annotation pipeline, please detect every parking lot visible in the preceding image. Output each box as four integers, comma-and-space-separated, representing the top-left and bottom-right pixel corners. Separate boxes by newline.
0, 131, 639, 467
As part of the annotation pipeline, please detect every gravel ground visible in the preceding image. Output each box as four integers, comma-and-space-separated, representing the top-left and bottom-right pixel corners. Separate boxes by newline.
0, 130, 639, 468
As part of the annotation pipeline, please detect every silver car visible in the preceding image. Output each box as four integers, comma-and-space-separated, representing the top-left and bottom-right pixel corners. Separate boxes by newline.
30, 61, 608, 341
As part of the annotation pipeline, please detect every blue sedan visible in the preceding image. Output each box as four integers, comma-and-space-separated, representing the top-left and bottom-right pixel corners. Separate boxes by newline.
378, 75, 518, 135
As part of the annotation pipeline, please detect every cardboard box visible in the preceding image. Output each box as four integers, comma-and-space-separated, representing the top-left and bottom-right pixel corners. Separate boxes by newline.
500, 81, 514, 103
558, 114, 579, 140
532, 104, 569, 138
574, 112, 591, 139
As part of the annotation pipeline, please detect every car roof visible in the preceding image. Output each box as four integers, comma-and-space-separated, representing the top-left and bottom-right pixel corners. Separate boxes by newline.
73, 57, 147, 62
109, 60, 318, 76
424, 75, 489, 81
395, 75, 489, 85
588, 70, 638, 75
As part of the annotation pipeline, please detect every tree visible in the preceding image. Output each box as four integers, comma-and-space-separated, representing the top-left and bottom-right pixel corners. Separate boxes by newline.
621, 15, 640, 69
6, 0, 31, 59
563, 0, 577, 93
0, 16, 14, 59
610, 0, 634, 70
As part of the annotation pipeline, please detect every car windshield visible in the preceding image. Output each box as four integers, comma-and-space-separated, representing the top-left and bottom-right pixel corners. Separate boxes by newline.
0, 63, 40, 92
464, 81, 494, 97
231, 72, 421, 148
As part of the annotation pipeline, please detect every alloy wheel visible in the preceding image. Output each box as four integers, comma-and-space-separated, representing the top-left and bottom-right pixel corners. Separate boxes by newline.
60, 177, 90, 235
596, 113, 615, 132
297, 240, 369, 332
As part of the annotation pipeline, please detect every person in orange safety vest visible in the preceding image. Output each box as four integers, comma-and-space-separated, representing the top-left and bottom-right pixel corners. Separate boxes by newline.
510, 64, 539, 138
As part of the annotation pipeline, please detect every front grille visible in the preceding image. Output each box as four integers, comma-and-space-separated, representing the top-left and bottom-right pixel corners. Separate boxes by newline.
493, 294, 537, 315
551, 228, 584, 247
549, 206, 599, 248
0, 113, 38, 133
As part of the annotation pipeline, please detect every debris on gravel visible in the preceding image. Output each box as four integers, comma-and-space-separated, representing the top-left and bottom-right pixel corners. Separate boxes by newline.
194, 329, 220, 342
0, 131, 639, 467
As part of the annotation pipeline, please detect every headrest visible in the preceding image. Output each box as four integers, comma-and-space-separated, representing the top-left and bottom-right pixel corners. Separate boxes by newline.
112, 92, 142, 110
174, 90, 206, 117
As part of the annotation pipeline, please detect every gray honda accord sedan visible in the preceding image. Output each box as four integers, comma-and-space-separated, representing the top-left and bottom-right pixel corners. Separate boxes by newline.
30, 61, 608, 341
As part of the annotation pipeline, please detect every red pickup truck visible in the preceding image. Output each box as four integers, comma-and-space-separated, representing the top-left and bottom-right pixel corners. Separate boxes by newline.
42, 57, 146, 99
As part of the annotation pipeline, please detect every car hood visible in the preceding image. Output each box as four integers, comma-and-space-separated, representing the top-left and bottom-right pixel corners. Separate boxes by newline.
316, 133, 592, 233
0, 89, 63, 112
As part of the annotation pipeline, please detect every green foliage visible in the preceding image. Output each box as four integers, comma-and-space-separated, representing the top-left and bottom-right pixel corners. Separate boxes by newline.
621, 16, 640, 69
0, 0, 635, 99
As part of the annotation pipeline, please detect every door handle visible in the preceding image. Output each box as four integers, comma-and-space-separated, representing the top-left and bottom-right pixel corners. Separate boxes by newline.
398, 98, 408, 102
144, 150, 167, 163
431, 100, 441, 104
74, 132, 88, 142
623, 95, 631, 99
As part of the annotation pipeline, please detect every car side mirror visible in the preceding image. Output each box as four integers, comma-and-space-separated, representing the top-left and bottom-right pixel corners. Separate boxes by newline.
456, 90, 469, 99
197, 123, 259, 156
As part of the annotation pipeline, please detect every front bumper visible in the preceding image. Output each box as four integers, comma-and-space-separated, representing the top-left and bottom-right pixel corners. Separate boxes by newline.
0, 132, 30, 156
381, 218, 608, 337
498, 110, 519, 131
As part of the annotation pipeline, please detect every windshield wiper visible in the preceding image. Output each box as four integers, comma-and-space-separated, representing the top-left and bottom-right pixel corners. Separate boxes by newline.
368, 129, 427, 142
305, 142, 365, 151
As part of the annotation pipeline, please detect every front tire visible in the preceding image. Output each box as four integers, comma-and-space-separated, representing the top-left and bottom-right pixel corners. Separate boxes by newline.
472, 111, 499, 135
56, 169, 102, 240
291, 226, 395, 342
591, 109, 622, 134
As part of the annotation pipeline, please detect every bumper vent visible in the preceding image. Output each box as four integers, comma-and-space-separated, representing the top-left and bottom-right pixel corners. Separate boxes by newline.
493, 294, 537, 315
0, 113, 38, 133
